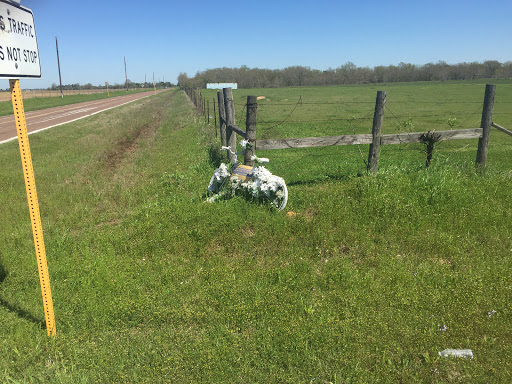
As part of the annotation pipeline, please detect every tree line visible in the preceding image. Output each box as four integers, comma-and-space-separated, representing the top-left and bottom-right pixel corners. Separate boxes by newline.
48, 80, 174, 91
178, 60, 512, 89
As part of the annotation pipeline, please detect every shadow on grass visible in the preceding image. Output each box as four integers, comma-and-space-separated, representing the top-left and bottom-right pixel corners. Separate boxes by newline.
287, 172, 360, 187
0, 263, 5, 283
207, 144, 225, 168
0, 263, 45, 329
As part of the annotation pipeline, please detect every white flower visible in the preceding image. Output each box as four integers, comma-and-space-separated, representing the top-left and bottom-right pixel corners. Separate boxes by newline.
207, 163, 286, 209
239, 139, 249, 148
208, 163, 231, 193
218, 163, 230, 178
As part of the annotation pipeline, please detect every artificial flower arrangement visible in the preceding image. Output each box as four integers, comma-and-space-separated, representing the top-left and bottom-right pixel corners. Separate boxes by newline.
207, 140, 288, 210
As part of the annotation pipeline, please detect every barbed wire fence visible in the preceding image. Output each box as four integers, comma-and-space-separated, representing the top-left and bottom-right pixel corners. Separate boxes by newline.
185, 85, 511, 177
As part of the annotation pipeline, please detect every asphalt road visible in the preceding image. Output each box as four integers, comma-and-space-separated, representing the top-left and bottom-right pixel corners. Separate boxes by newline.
0, 89, 167, 144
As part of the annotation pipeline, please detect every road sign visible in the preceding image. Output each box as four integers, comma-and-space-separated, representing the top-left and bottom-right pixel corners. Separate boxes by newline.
0, 0, 40, 78
2, 1, 54, 336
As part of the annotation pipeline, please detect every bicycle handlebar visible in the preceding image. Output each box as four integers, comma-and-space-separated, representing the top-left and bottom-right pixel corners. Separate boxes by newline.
221, 146, 270, 164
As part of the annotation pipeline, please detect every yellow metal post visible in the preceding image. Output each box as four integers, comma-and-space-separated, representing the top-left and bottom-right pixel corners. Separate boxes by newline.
106, 81, 109, 97
10, 79, 56, 336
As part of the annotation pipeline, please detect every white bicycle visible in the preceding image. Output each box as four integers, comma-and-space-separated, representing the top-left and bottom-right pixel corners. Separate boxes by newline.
207, 142, 288, 211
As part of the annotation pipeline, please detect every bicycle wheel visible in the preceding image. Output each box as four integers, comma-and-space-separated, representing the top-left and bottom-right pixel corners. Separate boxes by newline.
278, 182, 288, 211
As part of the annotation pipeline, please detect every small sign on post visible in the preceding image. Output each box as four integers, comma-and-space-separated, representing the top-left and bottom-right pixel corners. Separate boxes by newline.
1, 0, 56, 337
232, 165, 254, 181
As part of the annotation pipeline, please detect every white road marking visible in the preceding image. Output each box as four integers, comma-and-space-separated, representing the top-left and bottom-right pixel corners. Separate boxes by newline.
35, 107, 97, 123
0, 93, 154, 145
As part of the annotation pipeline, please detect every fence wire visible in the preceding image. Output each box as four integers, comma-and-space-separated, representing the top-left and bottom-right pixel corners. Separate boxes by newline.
196, 88, 510, 174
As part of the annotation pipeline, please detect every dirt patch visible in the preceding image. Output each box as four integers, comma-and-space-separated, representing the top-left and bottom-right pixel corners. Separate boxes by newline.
305, 206, 319, 222
241, 226, 255, 238
95, 218, 122, 229
102, 122, 153, 168
100, 92, 175, 170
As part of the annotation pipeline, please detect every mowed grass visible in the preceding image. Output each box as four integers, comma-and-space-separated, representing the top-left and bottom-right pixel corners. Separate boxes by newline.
0, 88, 157, 117
0, 81, 511, 382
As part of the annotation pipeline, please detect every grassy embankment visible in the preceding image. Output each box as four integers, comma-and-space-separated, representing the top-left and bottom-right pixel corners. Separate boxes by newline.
0, 81, 511, 382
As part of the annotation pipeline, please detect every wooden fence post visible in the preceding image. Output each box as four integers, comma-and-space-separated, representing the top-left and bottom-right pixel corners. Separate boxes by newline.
223, 87, 236, 162
207, 100, 210, 124
367, 91, 386, 174
217, 91, 226, 146
213, 98, 217, 136
244, 96, 258, 166
476, 84, 496, 168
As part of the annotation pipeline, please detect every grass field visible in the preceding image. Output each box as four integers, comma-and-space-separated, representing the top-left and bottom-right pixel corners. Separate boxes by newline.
0, 81, 511, 382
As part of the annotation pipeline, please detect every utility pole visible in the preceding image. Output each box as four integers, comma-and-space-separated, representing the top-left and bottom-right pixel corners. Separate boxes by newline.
145, 73, 146, 86
55, 37, 63, 98
124, 56, 128, 91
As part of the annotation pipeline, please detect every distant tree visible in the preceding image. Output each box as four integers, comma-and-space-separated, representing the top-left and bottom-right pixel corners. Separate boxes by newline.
179, 59, 510, 89
483, 60, 501, 78
495, 61, 512, 79
177, 72, 189, 88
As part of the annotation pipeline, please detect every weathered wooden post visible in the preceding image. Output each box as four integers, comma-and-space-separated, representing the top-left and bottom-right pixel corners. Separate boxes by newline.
213, 98, 217, 136
367, 91, 386, 174
207, 100, 210, 124
223, 87, 237, 162
244, 96, 258, 166
217, 91, 226, 146
476, 84, 496, 168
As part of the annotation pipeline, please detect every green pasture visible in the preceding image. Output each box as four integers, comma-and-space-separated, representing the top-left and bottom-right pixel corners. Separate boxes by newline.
0, 81, 511, 382
201, 79, 512, 180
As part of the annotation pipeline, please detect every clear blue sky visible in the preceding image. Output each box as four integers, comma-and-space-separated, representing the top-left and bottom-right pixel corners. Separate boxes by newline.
16, 0, 512, 89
